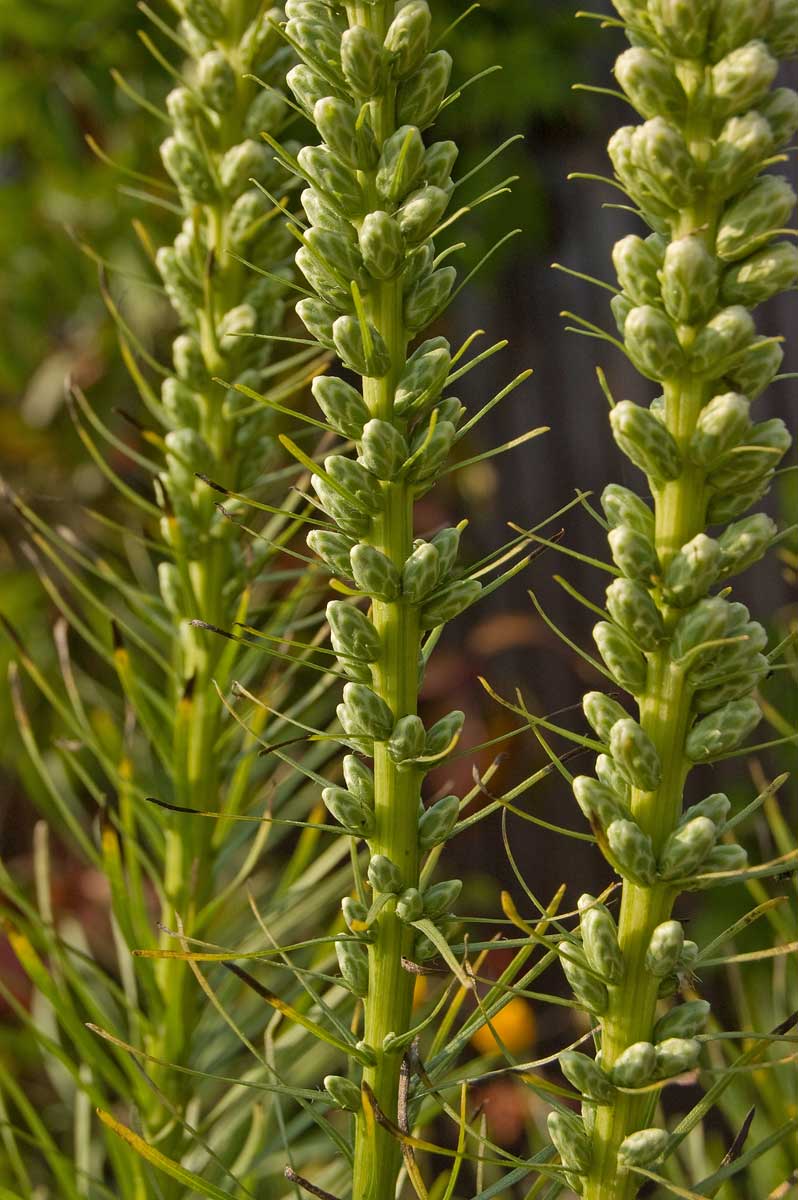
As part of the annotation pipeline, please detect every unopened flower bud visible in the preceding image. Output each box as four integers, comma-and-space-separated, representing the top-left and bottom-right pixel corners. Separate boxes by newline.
605, 578, 665, 650
404, 266, 457, 332
721, 241, 798, 307
340, 682, 394, 742
707, 112, 774, 198
654, 1037, 701, 1078
688, 393, 751, 466
559, 942, 610, 1015
424, 710, 465, 757
686, 697, 761, 761
690, 306, 756, 377
388, 715, 426, 764
360, 419, 408, 480
583, 692, 629, 742
612, 233, 666, 307
630, 118, 697, 210
618, 1127, 669, 1167
368, 854, 403, 894
614, 47, 686, 121
648, 0, 712, 58
602, 485, 655, 538
622, 307, 686, 383
607, 819, 657, 885
611, 1040, 656, 1087
560, 1050, 617, 1104
358, 211, 404, 280
198, 50, 236, 112
758, 85, 798, 145
709, 0, 772, 61
397, 185, 450, 243
185, 0, 226, 39
573, 776, 630, 828
422, 879, 462, 919
349, 544, 400, 601
593, 621, 649, 695
419, 578, 481, 629
336, 939, 369, 996
579, 895, 624, 984
396, 50, 452, 128
712, 40, 778, 120
662, 533, 722, 608
700, 843, 749, 876
395, 342, 451, 414
376, 124, 425, 201
610, 400, 682, 481
608, 526, 660, 583
659, 817, 717, 880
341, 25, 383, 96
718, 512, 778, 577
717, 176, 797, 263
609, 719, 662, 791
654, 1000, 710, 1042
161, 136, 217, 204
661, 236, 719, 325
315, 97, 377, 170
327, 600, 380, 662
343, 756, 374, 807
322, 786, 375, 836
596, 754, 631, 803
710, 417, 791, 492
383, 0, 431, 76
402, 542, 440, 603
418, 793, 460, 849
324, 1074, 362, 1112
307, 530, 356, 577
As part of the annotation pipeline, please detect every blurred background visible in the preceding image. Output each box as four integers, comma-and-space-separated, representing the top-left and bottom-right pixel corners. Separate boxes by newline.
1, 0, 797, 1189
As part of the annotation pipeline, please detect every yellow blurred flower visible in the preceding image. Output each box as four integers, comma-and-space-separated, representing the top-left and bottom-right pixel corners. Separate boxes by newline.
471, 997, 536, 1056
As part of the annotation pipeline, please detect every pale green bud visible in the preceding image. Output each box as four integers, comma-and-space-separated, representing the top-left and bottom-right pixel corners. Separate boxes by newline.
360, 419, 408, 480
663, 533, 722, 608
583, 691, 629, 742
618, 1128, 669, 1167
384, 1, 431, 77
424, 710, 465, 756
610, 400, 682, 481
689, 620, 767, 684
691, 306, 757, 378
593, 621, 649, 695
701, 843, 749, 876
337, 939, 369, 996
612, 234, 665, 307
161, 136, 217, 204
707, 112, 774, 199
686, 696, 761, 761
573, 776, 630, 829
162, 377, 200, 427
368, 853, 403, 894
172, 335, 206, 390
630, 118, 697, 210
647, 0, 712, 57
680, 793, 730, 830
302, 186, 352, 237
419, 578, 481, 628
397, 185, 449, 243
654, 1037, 701, 1078
658, 817, 717, 880
341, 758, 372, 809
340, 682, 394, 742
431, 526, 462, 580
397, 50, 452, 128
718, 512, 778, 577
709, 417, 791, 492
611, 1040, 656, 1087
197, 50, 235, 112
622, 307, 685, 383
240, 6, 282, 69
643, 921, 681, 979
324, 1074, 361, 1112
607, 818, 657, 886
688, 393, 751, 466
404, 266, 457, 332
671, 597, 732, 662
602, 484, 655, 539
758, 86, 798, 144
409, 419, 456, 483
423, 878, 462, 919
559, 942, 610, 1015
358, 211, 404, 280
322, 786, 375, 836
298, 145, 366, 217
767, 0, 798, 54
609, 718, 662, 791
402, 542, 440, 603
395, 888, 424, 923
327, 601, 380, 663
608, 526, 660, 584
388, 715, 426, 764
419, 794, 460, 849
220, 140, 274, 199
712, 40, 778, 120
341, 896, 368, 932
166, 86, 201, 128
654, 1000, 710, 1042
376, 125, 425, 202
333, 315, 392, 378
709, 0, 772, 61
349, 544, 400, 601
605, 578, 665, 650
297, 297, 338, 349
547, 1109, 592, 1173
312, 376, 368, 439
284, 17, 341, 65
579, 895, 624, 984
721, 241, 798, 307
315, 97, 378, 171
661, 237, 719, 325
165, 427, 213, 476
694, 657, 769, 713
614, 48, 686, 121
707, 472, 775, 523
717, 176, 797, 263
341, 25, 383, 96
325, 455, 382, 514
560, 1051, 617, 1104
185, 0, 226, 39
394, 343, 451, 414
596, 754, 631, 803
307, 530, 355, 578
244, 88, 285, 140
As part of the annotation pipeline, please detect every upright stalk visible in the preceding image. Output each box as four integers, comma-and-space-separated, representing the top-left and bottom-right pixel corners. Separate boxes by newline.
551, 4, 798, 1196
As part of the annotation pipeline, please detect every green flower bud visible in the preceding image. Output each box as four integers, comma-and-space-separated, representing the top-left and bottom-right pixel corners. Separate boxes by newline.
409, 419, 456, 483
327, 600, 380, 663
161, 136, 217, 204
596, 754, 631, 803
395, 342, 451, 414
612, 234, 666, 307
314, 97, 378, 171
324, 1074, 361, 1112
197, 50, 235, 113
559, 942, 610, 1015
689, 620, 767, 684
688, 393, 751, 467
686, 697, 761, 761
583, 691, 629, 742
165, 85, 202, 128
610, 400, 682, 481
707, 112, 774, 198
609, 718, 662, 791
301, 187, 352, 238
383, 1, 431, 77
712, 40, 778, 120
721, 240, 798, 308
758, 86, 798, 144
285, 16, 341, 66
680, 793, 731, 831
602, 484, 655, 539
342, 757, 374, 808
388, 715, 426, 764
397, 185, 450, 243
430, 527, 461, 581
662, 533, 721, 608
670, 597, 731, 662
368, 853, 403, 894
618, 1128, 669, 1167
614, 292, 640, 336
360, 419, 408, 480
654, 1037, 701, 1078
185, 0, 226, 39
322, 786, 375, 836
573, 776, 630, 829
422, 878, 462, 919
424, 710, 465, 756
339, 682, 394, 742
325, 455, 382, 514
220, 140, 275, 199
605, 578, 665, 650
240, 6, 282, 69
658, 817, 717, 880
376, 124, 425, 202
243, 88, 285, 140
336, 939, 369, 996
402, 542, 440, 603
341, 25, 383, 96
654, 1000, 710, 1042
700, 843, 749, 876
349, 543, 400, 601
630, 118, 697, 210
607, 818, 657, 886
717, 176, 797, 263
311, 376, 368, 439
358, 211, 404, 280
611, 1040, 656, 1087
560, 1050, 617, 1104
298, 145, 365, 217
707, 472, 775, 523
423, 140, 459, 189
547, 1109, 592, 1173
647, 0, 712, 58
162, 376, 200, 427
332, 315, 392, 378
718, 512, 778, 577
709, 417, 791, 492
661, 236, 719, 325
709, 0, 772, 61
165, 428, 213, 478
419, 578, 481, 629
404, 266, 457, 332
341, 896, 368, 933
593, 621, 649, 695
693, 657, 769, 713
622, 307, 685, 383
608, 526, 660, 584
307, 530, 355, 578
691, 305, 757, 378
395, 887, 424, 923
396, 50, 452, 128
615, 48, 686, 121
418, 794, 460, 849
579, 895, 624, 984
297, 297, 338, 349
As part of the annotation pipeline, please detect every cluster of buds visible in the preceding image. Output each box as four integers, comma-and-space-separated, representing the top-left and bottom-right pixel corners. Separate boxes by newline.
556, 2, 796, 1193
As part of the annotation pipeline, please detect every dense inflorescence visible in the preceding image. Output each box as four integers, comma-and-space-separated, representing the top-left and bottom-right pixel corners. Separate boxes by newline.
553, 3, 797, 1197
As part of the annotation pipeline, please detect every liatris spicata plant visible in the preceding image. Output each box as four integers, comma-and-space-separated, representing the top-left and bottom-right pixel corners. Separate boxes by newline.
549, 2, 798, 1196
